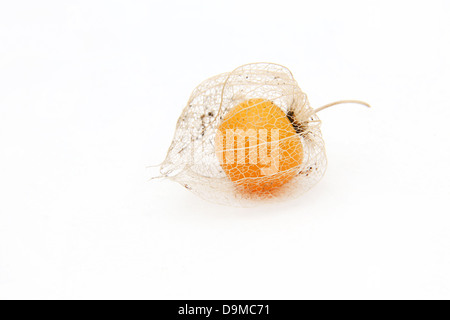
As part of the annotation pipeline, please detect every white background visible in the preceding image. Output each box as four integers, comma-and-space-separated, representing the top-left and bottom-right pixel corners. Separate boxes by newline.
1, 0, 449, 300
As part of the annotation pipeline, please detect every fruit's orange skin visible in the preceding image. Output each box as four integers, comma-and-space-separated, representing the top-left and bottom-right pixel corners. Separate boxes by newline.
215, 99, 303, 197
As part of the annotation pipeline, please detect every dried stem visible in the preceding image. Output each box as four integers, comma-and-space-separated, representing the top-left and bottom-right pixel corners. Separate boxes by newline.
313, 100, 371, 115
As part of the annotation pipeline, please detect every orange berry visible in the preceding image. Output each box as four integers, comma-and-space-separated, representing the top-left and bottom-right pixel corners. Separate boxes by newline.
215, 99, 303, 197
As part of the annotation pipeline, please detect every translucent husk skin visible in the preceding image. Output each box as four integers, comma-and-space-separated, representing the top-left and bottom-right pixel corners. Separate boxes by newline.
160, 63, 327, 206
